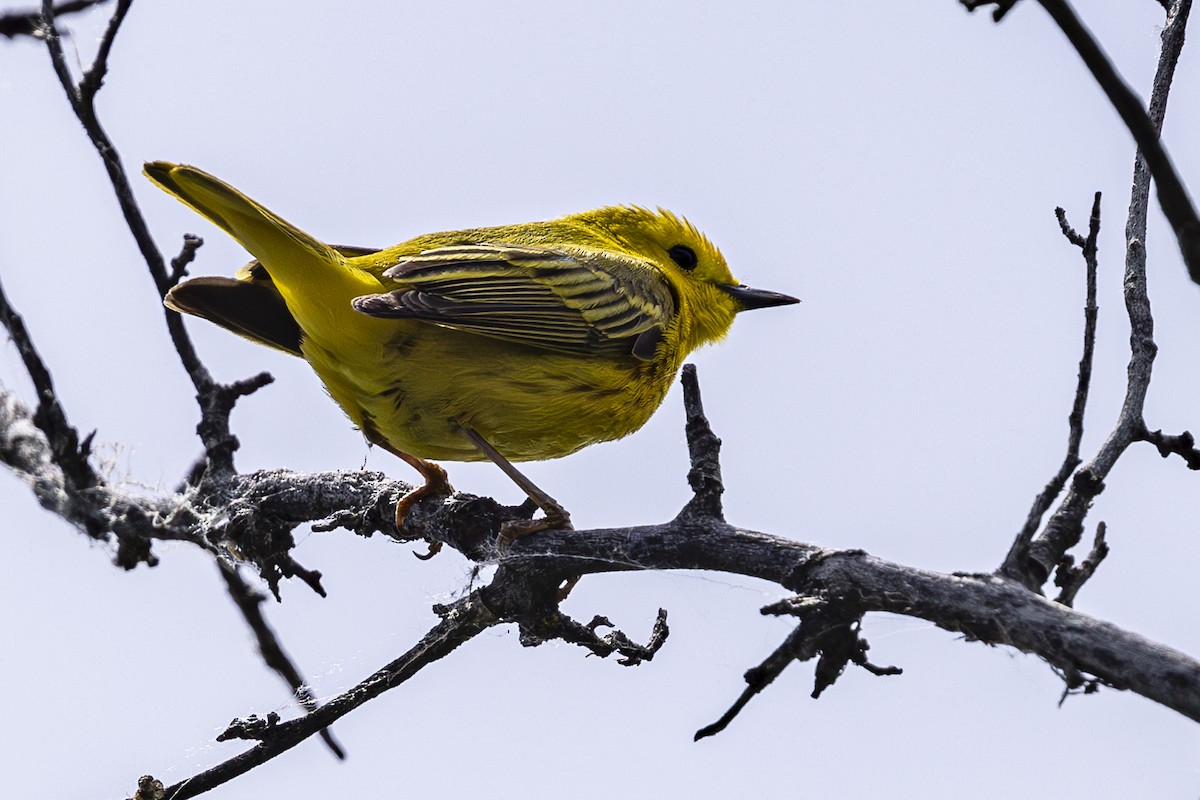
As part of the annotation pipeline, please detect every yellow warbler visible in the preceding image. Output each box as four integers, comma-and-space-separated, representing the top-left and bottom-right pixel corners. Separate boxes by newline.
145, 162, 797, 537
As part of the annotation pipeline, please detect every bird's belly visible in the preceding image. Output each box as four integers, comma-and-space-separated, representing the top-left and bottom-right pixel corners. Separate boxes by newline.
302, 325, 673, 463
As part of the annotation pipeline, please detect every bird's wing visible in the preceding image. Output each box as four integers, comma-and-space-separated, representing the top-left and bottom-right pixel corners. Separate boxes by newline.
352, 244, 676, 360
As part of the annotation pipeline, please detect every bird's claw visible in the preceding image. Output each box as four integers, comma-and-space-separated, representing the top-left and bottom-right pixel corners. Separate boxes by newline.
412, 540, 443, 560
497, 505, 572, 546
394, 466, 455, 533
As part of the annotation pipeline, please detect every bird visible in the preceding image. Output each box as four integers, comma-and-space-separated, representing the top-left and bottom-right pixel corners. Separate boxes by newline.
145, 162, 798, 541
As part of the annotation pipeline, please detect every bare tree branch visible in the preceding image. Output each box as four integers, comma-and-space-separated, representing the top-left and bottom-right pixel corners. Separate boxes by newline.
1141, 428, 1200, 468
0, 274, 98, 501
695, 597, 900, 740
168, 234, 203, 286
10, 350, 1199, 798
155, 593, 498, 800
1000, 0, 1192, 589
0, 0, 103, 38
217, 562, 344, 759
693, 620, 812, 741
37, 0, 268, 478
960, 0, 1018, 22
677, 363, 725, 522
143, 514, 1200, 796
962, 0, 1200, 285
0, 277, 162, 564
1001, 194, 1101, 581
3, 3, 1199, 797
1055, 521, 1109, 606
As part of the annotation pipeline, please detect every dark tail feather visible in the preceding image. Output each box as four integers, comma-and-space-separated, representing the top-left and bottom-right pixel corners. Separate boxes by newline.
166, 277, 303, 356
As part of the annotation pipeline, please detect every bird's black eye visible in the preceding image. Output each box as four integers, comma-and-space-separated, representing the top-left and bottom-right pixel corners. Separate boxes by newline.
668, 245, 698, 271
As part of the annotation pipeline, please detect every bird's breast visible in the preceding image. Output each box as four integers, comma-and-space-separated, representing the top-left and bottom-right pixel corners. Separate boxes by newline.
301, 321, 676, 463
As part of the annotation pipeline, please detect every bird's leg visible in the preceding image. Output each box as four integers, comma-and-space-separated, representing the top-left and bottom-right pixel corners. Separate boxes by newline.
461, 426, 573, 544
465, 427, 579, 601
368, 436, 453, 546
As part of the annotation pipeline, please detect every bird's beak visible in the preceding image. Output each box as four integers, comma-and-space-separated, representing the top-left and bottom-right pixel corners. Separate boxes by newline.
718, 283, 800, 311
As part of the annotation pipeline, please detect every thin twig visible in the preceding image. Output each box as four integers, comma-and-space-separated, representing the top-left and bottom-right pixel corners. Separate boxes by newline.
217, 562, 344, 759
960, 0, 1019, 22
676, 363, 725, 521
169, 234, 203, 286
961, 0, 1200, 284
39, 0, 214, 396
1055, 522, 1109, 606
1000, 194, 1101, 582
38, 0, 282, 476
156, 593, 498, 800
0, 274, 96, 493
518, 609, 670, 666
1141, 429, 1200, 468
76, 0, 127, 99
696, 599, 899, 740
1035, 0, 1200, 284
0, 0, 103, 38
1058, 194, 1101, 470
694, 623, 809, 741
1018, 0, 1191, 587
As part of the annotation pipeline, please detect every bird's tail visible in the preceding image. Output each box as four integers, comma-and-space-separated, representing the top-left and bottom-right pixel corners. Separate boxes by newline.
144, 161, 343, 291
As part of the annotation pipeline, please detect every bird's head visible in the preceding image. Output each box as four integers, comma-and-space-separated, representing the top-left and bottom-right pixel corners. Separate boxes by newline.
584, 206, 799, 354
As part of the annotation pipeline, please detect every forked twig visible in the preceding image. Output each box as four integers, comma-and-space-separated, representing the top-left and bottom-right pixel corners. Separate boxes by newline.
963, 0, 1200, 284
217, 562, 344, 759
998, 0, 1193, 589
1000, 193, 1101, 583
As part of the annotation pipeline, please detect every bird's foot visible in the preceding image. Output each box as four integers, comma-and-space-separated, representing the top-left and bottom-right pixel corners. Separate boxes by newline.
498, 500, 572, 546
498, 503, 578, 603
394, 462, 454, 556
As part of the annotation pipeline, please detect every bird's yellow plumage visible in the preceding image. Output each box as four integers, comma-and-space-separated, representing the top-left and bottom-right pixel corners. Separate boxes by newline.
145, 161, 797, 535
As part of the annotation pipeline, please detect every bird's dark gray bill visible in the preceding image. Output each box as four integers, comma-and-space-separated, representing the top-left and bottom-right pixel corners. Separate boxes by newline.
718, 284, 800, 311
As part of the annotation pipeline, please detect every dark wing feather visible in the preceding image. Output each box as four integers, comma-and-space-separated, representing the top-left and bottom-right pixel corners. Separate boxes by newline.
352, 244, 675, 360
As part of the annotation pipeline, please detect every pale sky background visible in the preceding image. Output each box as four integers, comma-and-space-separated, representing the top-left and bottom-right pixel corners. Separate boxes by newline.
3, 2, 1200, 798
